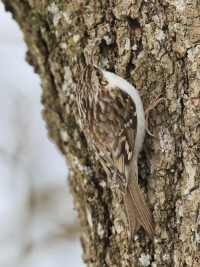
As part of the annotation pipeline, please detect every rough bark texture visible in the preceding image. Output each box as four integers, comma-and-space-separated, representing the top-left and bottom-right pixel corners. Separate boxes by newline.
3, 0, 199, 266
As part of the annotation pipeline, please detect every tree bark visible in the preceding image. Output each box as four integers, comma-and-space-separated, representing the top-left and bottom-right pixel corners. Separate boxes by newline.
3, 0, 199, 266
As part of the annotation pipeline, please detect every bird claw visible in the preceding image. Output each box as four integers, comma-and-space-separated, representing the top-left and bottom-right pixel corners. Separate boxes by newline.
144, 94, 166, 137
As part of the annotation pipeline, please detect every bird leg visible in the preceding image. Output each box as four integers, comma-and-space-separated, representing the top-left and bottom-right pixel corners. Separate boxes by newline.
144, 94, 166, 137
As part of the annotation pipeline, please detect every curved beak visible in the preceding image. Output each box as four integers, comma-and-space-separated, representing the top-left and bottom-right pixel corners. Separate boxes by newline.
90, 46, 95, 65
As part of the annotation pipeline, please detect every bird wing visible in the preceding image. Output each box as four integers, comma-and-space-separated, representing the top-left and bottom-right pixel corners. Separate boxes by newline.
91, 88, 154, 240
91, 87, 137, 194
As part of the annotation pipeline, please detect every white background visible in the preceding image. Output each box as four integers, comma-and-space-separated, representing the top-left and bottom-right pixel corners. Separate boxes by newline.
0, 3, 84, 267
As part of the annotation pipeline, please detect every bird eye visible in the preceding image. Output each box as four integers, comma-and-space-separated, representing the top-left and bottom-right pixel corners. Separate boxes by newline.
96, 71, 101, 77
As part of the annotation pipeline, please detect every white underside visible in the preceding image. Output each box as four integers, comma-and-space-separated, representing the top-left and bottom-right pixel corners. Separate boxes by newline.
101, 69, 146, 161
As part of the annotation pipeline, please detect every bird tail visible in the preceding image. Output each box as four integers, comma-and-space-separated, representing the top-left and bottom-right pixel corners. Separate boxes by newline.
123, 171, 154, 241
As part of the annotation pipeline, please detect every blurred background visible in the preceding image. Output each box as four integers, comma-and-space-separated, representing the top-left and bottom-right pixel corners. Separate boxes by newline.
0, 3, 84, 267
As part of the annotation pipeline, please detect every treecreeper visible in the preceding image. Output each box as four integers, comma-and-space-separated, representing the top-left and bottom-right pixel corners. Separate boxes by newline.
76, 49, 164, 242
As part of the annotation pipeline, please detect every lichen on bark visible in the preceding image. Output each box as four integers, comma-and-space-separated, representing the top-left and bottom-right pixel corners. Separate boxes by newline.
2, 0, 199, 266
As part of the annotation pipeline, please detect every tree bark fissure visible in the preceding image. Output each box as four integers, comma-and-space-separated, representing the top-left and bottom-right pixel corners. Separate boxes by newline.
3, 0, 199, 266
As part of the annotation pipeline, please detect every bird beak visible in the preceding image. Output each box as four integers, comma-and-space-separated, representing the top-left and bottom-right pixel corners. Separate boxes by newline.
90, 46, 95, 65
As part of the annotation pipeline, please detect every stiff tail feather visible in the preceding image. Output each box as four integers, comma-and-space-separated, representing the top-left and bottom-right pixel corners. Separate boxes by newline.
123, 171, 154, 241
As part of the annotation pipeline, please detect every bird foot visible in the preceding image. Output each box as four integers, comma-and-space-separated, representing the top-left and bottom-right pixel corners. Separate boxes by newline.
144, 94, 166, 137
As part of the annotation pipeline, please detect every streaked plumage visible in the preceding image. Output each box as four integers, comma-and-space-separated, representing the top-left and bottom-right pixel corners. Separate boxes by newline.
76, 62, 154, 241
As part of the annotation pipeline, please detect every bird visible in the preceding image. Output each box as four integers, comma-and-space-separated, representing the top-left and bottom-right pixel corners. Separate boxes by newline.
76, 48, 163, 242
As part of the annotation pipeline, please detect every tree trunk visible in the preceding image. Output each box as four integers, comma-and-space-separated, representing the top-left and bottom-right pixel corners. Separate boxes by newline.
3, 0, 199, 266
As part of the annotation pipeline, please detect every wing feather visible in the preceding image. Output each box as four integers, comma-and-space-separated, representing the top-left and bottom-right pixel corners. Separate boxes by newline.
90, 88, 137, 193
78, 66, 154, 240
